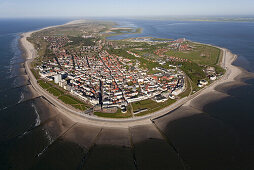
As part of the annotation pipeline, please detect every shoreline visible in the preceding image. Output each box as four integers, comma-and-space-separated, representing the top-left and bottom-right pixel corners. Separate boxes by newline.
20, 20, 243, 127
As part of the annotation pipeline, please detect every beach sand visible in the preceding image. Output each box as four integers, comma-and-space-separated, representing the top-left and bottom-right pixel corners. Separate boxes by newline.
153, 104, 240, 169
63, 123, 101, 150
129, 124, 184, 169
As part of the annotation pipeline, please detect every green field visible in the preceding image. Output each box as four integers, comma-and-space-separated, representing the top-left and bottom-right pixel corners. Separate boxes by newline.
72, 104, 88, 111
58, 95, 83, 104
27, 37, 48, 57
58, 95, 88, 111
179, 62, 206, 84
94, 111, 132, 118
31, 69, 40, 79
47, 87, 64, 97
132, 99, 157, 112
104, 27, 143, 38
38, 82, 88, 111
94, 106, 132, 118
165, 43, 221, 66
133, 99, 176, 117
38, 80, 52, 89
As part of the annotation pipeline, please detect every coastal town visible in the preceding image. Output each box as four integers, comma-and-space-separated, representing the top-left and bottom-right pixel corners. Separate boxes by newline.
37, 36, 186, 113
28, 21, 223, 117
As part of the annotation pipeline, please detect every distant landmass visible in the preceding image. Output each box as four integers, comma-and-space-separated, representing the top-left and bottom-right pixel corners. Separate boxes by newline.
137, 16, 254, 22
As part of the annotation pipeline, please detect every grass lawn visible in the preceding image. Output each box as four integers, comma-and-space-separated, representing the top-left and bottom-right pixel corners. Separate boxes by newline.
58, 95, 88, 111
58, 95, 83, 105
134, 99, 176, 117
165, 43, 221, 66
132, 99, 158, 111
94, 112, 132, 119
94, 107, 132, 118
31, 69, 40, 79
47, 87, 64, 97
72, 104, 88, 111
38, 80, 52, 89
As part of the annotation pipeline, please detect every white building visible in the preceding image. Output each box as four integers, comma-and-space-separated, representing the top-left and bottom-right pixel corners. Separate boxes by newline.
138, 79, 144, 83
210, 75, 217, 81
172, 88, 183, 96
198, 79, 208, 87
199, 80, 208, 85
59, 80, 67, 87
54, 74, 62, 84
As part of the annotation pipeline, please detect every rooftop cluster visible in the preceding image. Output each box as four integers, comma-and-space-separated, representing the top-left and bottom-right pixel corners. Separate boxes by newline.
36, 34, 186, 113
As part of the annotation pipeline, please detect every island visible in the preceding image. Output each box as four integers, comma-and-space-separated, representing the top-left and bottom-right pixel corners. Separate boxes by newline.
20, 20, 235, 121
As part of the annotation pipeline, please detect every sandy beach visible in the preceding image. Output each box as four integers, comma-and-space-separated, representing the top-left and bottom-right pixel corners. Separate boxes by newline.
20, 20, 244, 128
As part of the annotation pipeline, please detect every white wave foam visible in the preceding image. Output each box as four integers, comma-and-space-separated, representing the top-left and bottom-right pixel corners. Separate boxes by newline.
36, 129, 54, 157
8, 35, 23, 77
18, 92, 24, 103
18, 130, 31, 139
17, 103, 41, 139
0, 106, 8, 111
31, 103, 41, 127
45, 130, 54, 144
37, 147, 48, 157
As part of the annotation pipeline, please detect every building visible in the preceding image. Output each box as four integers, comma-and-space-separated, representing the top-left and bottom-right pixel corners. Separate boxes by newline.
54, 74, 62, 84
209, 75, 217, 81
198, 79, 208, 87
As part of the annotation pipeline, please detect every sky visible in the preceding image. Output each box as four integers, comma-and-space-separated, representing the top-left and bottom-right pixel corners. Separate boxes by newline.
0, 0, 254, 18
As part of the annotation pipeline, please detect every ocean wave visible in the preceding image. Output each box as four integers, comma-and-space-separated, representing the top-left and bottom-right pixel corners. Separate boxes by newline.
45, 129, 54, 144
0, 106, 8, 111
36, 147, 47, 158
16, 103, 41, 139
36, 129, 54, 158
18, 92, 25, 104
18, 130, 31, 139
31, 103, 41, 127
7, 34, 23, 76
